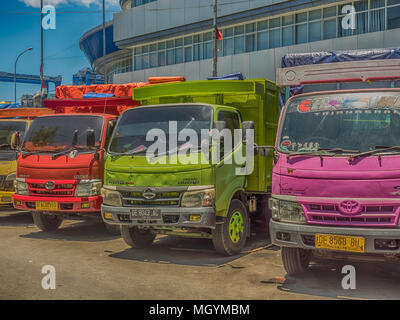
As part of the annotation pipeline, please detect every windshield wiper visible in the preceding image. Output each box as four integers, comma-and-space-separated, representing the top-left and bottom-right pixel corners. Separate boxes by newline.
109, 145, 148, 157
349, 146, 400, 161
287, 148, 359, 159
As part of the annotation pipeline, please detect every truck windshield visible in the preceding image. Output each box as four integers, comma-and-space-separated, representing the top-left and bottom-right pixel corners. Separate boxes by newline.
0, 121, 27, 151
109, 105, 212, 154
22, 115, 103, 153
278, 92, 400, 154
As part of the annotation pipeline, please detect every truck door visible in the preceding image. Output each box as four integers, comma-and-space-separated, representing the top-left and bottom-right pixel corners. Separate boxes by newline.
214, 110, 246, 217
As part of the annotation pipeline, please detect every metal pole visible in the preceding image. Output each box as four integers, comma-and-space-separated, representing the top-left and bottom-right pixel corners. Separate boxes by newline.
103, 0, 107, 84
14, 47, 33, 104
212, 0, 218, 78
40, 0, 44, 106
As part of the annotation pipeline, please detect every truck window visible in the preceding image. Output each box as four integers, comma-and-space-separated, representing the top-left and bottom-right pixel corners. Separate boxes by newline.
104, 119, 116, 148
217, 111, 240, 134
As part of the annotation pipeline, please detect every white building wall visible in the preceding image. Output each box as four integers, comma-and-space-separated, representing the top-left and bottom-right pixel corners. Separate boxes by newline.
114, 0, 284, 43
113, 29, 400, 84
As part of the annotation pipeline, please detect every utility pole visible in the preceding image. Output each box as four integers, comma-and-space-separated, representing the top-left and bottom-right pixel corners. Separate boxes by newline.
212, 0, 218, 77
40, 0, 44, 105
102, 0, 107, 84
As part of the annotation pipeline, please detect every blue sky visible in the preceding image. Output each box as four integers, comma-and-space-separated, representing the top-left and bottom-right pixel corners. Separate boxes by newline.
0, 0, 120, 102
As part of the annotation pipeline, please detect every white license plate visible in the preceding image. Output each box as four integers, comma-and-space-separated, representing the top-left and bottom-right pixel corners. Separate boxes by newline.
130, 208, 161, 219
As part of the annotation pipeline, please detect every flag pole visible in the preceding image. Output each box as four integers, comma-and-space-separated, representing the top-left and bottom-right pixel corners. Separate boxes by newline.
212, 0, 218, 77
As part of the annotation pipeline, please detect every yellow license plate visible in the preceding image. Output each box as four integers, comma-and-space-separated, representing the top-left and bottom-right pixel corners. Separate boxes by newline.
315, 233, 365, 253
36, 201, 58, 211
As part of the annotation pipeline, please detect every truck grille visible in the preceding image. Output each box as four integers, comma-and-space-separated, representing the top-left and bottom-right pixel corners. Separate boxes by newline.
28, 182, 75, 197
121, 191, 181, 207
305, 203, 397, 227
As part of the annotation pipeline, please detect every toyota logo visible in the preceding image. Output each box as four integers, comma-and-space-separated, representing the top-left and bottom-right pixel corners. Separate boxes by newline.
45, 181, 55, 190
143, 189, 156, 200
339, 200, 361, 215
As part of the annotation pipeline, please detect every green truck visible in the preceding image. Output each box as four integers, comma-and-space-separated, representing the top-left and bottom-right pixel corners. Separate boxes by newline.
101, 80, 280, 255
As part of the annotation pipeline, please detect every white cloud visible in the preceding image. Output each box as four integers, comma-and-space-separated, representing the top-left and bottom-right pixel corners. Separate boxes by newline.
20, 0, 120, 8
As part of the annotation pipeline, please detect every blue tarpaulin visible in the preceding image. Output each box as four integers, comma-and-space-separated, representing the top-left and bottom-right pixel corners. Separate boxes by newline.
208, 72, 245, 80
82, 92, 115, 98
281, 48, 400, 68
0, 103, 21, 109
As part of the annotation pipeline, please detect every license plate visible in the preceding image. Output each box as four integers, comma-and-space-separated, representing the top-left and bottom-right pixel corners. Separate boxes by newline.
130, 208, 161, 219
36, 201, 59, 211
315, 233, 365, 253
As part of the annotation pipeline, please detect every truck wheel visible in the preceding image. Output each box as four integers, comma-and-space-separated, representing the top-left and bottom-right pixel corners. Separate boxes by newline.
32, 212, 62, 231
281, 247, 311, 276
121, 226, 155, 248
104, 223, 120, 235
212, 199, 249, 256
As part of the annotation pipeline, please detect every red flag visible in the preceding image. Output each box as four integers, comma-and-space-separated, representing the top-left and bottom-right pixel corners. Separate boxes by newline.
216, 29, 223, 40
40, 64, 46, 89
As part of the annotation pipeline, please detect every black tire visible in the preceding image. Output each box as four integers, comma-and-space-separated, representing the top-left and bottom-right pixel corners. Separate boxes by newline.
104, 223, 121, 235
281, 247, 311, 276
212, 199, 250, 256
121, 226, 156, 248
32, 212, 62, 231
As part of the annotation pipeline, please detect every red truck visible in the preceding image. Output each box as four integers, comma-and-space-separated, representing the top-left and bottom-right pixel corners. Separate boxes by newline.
12, 82, 147, 233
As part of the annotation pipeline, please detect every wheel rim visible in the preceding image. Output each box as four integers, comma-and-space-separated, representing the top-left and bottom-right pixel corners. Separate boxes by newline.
229, 210, 244, 244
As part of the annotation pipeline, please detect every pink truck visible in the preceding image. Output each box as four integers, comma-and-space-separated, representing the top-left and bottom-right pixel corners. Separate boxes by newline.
269, 56, 400, 275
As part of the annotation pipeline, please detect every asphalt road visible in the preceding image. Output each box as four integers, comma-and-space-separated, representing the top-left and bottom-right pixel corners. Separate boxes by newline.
1, 208, 400, 300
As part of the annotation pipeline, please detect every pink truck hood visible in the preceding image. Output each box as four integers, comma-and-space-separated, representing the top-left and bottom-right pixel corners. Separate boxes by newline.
272, 153, 400, 199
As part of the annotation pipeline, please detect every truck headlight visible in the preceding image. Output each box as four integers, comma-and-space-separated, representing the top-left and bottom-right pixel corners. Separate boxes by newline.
74, 180, 102, 197
4, 172, 16, 190
181, 188, 215, 208
101, 188, 122, 207
269, 198, 306, 224
15, 179, 29, 195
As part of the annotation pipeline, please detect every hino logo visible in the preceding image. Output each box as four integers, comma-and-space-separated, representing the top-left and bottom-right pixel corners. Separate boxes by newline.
45, 181, 56, 190
143, 189, 156, 200
339, 200, 361, 215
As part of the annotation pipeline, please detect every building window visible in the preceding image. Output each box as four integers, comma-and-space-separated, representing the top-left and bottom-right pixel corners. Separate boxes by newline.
388, 0, 400, 29
133, 0, 157, 8
130, 0, 400, 72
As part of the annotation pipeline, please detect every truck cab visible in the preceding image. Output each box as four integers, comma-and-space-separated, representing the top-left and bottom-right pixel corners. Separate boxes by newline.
101, 80, 280, 255
270, 56, 400, 275
0, 119, 30, 205
13, 113, 118, 232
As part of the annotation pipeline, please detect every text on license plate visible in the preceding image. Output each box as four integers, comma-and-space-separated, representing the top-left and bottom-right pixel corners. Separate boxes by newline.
36, 201, 59, 211
315, 233, 365, 253
131, 208, 161, 219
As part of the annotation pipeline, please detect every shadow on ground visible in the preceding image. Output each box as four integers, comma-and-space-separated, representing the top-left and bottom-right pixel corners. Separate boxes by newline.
20, 220, 121, 242
0, 209, 33, 226
269, 259, 400, 300
109, 220, 271, 267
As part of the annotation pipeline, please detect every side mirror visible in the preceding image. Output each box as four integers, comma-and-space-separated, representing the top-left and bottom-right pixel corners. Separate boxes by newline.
86, 129, 96, 149
213, 121, 226, 132
242, 121, 255, 143
72, 130, 78, 147
10, 131, 21, 150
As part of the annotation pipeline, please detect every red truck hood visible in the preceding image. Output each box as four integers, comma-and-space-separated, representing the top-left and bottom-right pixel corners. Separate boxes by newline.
17, 152, 103, 180
272, 154, 400, 199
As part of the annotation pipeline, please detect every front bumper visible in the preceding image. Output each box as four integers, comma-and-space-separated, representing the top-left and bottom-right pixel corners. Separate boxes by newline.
13, 194, 102, 213
0, 191, 14, 205
101, 204, 216, 229
270, 220, 400, 254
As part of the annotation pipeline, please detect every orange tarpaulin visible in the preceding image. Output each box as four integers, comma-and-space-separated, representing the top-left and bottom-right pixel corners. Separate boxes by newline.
55, 77, 186, 99
0, 108, 55, 119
